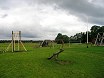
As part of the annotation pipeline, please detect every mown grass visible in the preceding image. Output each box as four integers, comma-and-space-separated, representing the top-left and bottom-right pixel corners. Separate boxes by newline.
0, 43, 104, 78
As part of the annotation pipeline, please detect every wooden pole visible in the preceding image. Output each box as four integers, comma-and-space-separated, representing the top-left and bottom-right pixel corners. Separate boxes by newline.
19, 31, 21, 51
100, 33, 104, 46
17, 31, 21, 51
20, 41, 27, 51
19, 31, 21, 41
61, 40, 64, 49
18, 33, 19, 51
12, 31, 14, 52
14, 34, 15, 51
5, 42, 12, 52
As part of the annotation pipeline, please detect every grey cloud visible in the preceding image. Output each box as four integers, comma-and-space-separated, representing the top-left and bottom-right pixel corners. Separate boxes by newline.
62, 0, 104, 25
0, 0, 104, 40
54, 0, 104, 25
1, 0, 104, 25
58, 0, 104, 17
21, 33, 40, 38
0, 0, 30, 10
0, 0, 11, 10
0, 14, 8, 18
0, 27, 41, 39
31, 0, 104, 25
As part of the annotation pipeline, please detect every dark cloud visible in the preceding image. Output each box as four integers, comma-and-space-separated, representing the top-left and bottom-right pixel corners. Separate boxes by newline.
28, 0, 104, 25
58, 0, 104, 17
63, 0, 104, 25
1, 0, 104, 25
0, 0, 11, 10
21, 33, 40, 38
0, 0, 104, 25
43, 0, 104, 25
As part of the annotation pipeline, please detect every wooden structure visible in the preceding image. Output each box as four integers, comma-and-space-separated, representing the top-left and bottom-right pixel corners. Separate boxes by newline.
41, 40, 48, 47
40, 40, 54, 48
5, 31, 27, 52
48, 49, 64, 60
95, 32, 104, 46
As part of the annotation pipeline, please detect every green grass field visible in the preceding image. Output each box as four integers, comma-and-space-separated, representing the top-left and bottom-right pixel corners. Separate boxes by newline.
0, 43, 104, 78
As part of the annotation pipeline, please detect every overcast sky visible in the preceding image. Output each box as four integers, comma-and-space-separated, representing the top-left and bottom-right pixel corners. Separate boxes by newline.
0, 0, 104, 40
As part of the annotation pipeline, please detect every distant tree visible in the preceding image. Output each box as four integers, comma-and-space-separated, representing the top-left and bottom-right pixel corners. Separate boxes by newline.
55, 33, 69, 44
98, 26, 104, 32
68, 25, 104, 44
55, 33, 63, 44
81, 32, 86, 43
55, 33, 63, 40
70, 33, 83, 43
62, 35, 69, 43
91, 25, 100, 39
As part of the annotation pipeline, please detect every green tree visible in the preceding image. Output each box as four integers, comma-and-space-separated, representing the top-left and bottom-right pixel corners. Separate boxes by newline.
55, 33, 69, 44
91, 25, 100, 38
62, 35, 69, 43
55, 33, 63, 40
90, 25, 100, 43
81, 32, 86, 43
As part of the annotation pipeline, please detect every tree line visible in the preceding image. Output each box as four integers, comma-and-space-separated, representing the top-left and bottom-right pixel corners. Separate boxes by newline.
55, 25, 104, 44
70, 25, 104, 43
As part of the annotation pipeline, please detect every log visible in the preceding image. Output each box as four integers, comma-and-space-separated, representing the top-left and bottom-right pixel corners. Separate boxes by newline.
48, 49, 64, 60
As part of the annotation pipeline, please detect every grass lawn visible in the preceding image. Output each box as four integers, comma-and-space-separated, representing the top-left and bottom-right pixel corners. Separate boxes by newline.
0, 43, 104, 78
